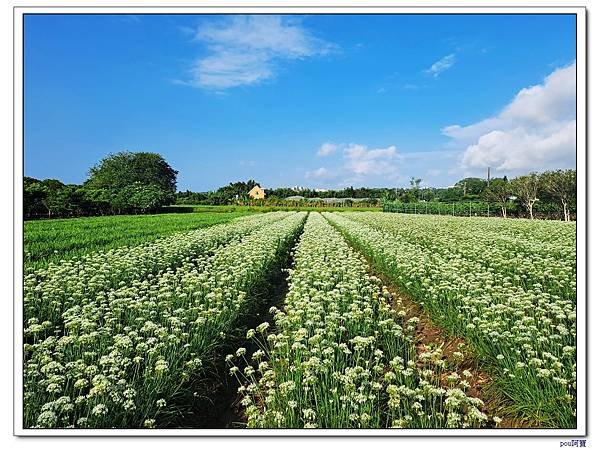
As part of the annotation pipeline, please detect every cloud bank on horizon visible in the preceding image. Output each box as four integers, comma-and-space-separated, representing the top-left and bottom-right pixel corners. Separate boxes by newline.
450, 62, 576, 173
305, 62, 576, 188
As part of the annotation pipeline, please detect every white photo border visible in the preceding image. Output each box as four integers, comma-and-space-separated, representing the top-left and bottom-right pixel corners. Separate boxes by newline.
13, 3, 588, 437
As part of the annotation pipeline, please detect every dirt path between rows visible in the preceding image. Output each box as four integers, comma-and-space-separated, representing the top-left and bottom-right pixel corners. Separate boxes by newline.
381, 275, 530, 428
331, 224, 533, 429
180, 229, 299, 429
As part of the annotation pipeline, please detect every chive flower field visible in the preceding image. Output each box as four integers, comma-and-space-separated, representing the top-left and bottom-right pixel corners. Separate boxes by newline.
22, 211, 577, 429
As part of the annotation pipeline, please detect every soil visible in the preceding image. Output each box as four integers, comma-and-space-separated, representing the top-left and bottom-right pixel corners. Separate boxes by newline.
384, 280, 528, 428
348, 245, 533, 429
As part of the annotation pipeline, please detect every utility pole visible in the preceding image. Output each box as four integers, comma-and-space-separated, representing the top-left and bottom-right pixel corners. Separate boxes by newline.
487, 167, 491, 187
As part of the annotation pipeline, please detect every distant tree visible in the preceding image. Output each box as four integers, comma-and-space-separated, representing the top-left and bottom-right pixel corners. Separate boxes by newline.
380, 190, 393, 202
57, 185, 85, 216
422, 188, 435, 202
23, 177, 46, 217
82, 187, 113, 215
540, 169, 576, 221
175, 190, 210, 205
439, 186, 462, 202
409, 177, 422, 200
456, 177, 487, 197
484, 178, 512, 218
86, 151, 178, 194
512, 173, 540, 219
409, 177, 422, 190
208, 179, 262, 204
37, 179, 67, 218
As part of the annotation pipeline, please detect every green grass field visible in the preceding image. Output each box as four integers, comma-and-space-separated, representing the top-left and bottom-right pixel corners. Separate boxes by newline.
24, 211, 254, 269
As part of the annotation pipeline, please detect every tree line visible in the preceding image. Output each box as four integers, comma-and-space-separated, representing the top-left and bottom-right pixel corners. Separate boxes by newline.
176, 180, 262, 206
481, 170, 576, 220
383, 171, 575, 220
24, 152, 178, 219
175, 170, 576, 221
25, 152, 576, 221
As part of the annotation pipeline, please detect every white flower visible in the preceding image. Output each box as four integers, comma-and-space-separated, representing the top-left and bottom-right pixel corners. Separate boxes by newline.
91, 404, 108, 416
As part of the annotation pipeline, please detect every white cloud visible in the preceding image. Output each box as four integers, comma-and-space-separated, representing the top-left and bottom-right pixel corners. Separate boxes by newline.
443, 62, 576, 174
305, 143, 466, 188
502, 64, 575, 125
191, 51, 273, 90
343, 143, 399, 176
462, 121, 575, 171
425, 53, 456, 78
305, 167, 331, 179
306, 143, 401, 185
188, 16, 333, 90
317, 142, 339, 157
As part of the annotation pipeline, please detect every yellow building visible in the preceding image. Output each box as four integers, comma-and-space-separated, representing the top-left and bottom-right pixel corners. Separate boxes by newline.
248, 185, 266, 200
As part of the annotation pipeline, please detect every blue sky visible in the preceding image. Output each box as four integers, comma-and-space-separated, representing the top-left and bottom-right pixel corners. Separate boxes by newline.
24, 14, 576, 191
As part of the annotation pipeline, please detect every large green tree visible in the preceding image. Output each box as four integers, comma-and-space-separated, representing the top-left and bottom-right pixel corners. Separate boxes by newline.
483, 178, 512, 218
455, 177, 488, 197
540, 169, 576, 221
24, 178, 70, 218
512, 173, 540, 220
86, 151, 178, 194
24, 177, 47, 217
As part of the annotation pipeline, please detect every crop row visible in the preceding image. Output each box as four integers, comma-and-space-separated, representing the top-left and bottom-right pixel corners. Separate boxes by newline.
24, 211, 291, 325
24, 211, 253, 269
345, 213, 575, 300
24, 212, 307, 428
229, 213, 492, 428
324, 212, 576, 427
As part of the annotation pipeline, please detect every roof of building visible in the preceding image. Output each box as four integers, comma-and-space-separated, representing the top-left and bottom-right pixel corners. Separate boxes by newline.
248, 185, 264, 194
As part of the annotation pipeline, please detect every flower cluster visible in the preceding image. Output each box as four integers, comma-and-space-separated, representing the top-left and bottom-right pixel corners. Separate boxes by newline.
325, 212, 576, 428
